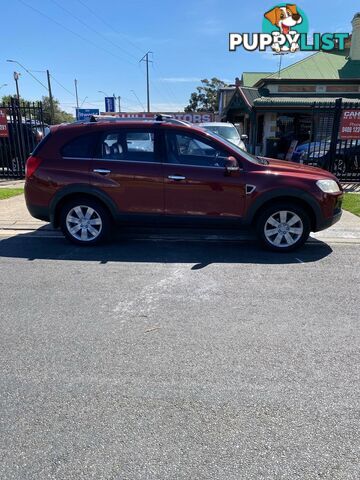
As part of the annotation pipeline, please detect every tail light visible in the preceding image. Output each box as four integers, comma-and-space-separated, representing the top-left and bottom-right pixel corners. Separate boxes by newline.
25, 155, 43, 179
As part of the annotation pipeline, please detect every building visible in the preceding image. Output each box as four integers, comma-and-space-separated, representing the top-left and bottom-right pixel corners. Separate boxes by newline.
219, 13, 360, 158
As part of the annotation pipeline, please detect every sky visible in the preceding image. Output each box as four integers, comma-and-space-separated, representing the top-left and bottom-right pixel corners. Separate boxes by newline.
1, 0, 359, 114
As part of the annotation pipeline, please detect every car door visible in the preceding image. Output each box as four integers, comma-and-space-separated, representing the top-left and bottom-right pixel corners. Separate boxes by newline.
163, 129, 246, 218
90, 127, 164, 215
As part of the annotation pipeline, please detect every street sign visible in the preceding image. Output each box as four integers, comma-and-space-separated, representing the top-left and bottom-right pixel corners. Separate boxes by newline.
76, 108, 99, 121
105, 97, 116, 113
339, 109, 360, 139
0, 109, 9, 137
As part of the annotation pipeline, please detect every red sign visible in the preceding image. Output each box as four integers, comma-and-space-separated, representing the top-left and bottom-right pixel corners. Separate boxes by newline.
339, 109, 360, 139
0, 109, 8, 137
99, 112, 215, 123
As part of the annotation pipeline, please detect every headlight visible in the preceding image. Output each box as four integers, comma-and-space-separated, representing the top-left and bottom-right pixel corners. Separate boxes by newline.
316, 179, 340, 193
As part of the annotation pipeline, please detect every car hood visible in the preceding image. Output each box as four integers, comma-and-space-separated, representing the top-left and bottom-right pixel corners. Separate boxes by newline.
261, 157, 337, 179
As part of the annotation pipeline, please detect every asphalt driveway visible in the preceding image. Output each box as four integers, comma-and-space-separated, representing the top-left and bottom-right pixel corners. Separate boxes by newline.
0, 234, 359, 479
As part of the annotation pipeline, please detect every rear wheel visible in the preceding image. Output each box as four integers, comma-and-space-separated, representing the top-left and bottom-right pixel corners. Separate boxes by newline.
256, 203, 310, 252
60, 197, 111, 246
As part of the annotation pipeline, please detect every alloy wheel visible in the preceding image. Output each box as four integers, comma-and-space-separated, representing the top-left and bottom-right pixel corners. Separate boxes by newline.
264, 210, 304, 248
66, 205, 103, 242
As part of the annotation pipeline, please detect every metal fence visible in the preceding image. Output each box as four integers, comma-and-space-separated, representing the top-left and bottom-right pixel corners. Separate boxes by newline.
0, 99, 45, 178
306, 99, 360, 182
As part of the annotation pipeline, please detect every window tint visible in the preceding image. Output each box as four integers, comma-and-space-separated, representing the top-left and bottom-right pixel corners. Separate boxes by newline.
99, 129, 155, 162
165, 132, 229, 167
61, 134, 97, 158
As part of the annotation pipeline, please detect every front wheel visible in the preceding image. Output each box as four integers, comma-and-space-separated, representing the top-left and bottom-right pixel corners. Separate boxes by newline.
60, 197, 111, 246
256, 203, 310, 252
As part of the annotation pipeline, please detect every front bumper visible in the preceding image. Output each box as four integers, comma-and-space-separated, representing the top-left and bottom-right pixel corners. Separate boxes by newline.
315, 208, 342, 232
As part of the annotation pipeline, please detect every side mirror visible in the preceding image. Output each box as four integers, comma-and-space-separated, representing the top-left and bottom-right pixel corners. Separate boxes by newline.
225, 156, 239, 173
241, 134, 248, 141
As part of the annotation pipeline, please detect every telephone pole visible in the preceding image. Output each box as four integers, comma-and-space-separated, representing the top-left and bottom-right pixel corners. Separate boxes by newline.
74, 79, 79, 109
46, 70, 55, 124
13, 72, 20, 101
140, 51, 152, 113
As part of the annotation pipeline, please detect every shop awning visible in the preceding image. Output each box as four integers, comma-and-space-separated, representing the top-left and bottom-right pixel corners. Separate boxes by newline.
253, 96, 360, 107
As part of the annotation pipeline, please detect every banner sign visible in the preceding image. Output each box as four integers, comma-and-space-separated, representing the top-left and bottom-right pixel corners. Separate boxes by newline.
99, 112, 215, 123
105, 97, 116, 113
0, 109, 8, 137
339, 110, 360, 140
76, 108, 99, 121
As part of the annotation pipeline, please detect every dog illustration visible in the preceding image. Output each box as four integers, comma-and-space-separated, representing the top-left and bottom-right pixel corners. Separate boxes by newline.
264, 4, 303, 53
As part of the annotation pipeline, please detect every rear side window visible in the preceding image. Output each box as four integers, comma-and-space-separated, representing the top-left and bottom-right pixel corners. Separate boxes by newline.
61, 133, 98, 158
32, 131, 52, 155
97, 129, 155, 162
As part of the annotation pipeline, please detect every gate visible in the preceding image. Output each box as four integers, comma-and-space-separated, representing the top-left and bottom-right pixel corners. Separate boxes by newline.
306, 99, 360, 182
0, 99, 45, 178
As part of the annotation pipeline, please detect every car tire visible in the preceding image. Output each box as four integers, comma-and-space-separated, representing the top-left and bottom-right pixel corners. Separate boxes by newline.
256, 203, 310, 252
60, 197, 111, 246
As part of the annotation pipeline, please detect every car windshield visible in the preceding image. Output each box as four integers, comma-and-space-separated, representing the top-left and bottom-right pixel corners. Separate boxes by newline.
204, 131, 268, 165
203, 125, 240, 142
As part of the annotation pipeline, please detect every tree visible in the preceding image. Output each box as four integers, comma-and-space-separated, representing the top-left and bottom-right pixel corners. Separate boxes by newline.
41, 96, 74, 124
185, 78, 228, 113
1, 94, 74, 124
1, 94, 31, 105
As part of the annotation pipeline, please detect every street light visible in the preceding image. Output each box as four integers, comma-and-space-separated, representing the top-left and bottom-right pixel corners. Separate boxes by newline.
98, 90, 110, 97
0, 83, 8, 90
6, 59, 48, 90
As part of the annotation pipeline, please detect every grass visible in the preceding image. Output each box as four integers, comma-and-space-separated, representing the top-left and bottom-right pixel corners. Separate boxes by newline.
342, 193, 360, 217
0, 188, 24, 200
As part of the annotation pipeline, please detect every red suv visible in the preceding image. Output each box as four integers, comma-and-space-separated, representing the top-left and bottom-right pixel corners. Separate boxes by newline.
24, 117, 343, 252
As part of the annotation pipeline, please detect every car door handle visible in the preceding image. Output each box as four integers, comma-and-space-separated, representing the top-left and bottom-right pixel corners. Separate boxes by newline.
93, 169, 111, 175
168, 175, 186, 181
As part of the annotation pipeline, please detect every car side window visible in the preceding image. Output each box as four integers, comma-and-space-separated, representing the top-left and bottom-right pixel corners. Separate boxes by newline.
165, 132, 229, 167
61, 134, 98, 158
99, 129, 155, 162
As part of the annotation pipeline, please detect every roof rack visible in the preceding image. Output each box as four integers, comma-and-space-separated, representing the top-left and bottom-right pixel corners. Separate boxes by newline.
153, 114, 192, 126
72, 113, 192, 127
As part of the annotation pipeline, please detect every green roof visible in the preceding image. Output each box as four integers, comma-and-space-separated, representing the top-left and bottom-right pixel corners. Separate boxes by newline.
242, 72, 272, 87
254, 96, 360, 106
260, 50, 360, 82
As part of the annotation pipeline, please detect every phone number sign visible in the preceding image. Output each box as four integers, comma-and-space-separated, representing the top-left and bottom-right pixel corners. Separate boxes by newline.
0, 109, 8, 137
340, 109, 360, 139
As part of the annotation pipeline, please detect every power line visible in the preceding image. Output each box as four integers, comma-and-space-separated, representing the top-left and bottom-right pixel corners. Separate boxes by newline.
76, 0, 144, 54
50, 74, 76, 97
7, 60, 48, 91
18, 0, 137, 67
152, 62, 184, 109
75, 0, 184, 111
49, 0, 138, 63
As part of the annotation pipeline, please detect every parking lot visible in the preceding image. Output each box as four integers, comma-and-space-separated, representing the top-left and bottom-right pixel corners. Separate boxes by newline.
0, 231, 359, 479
